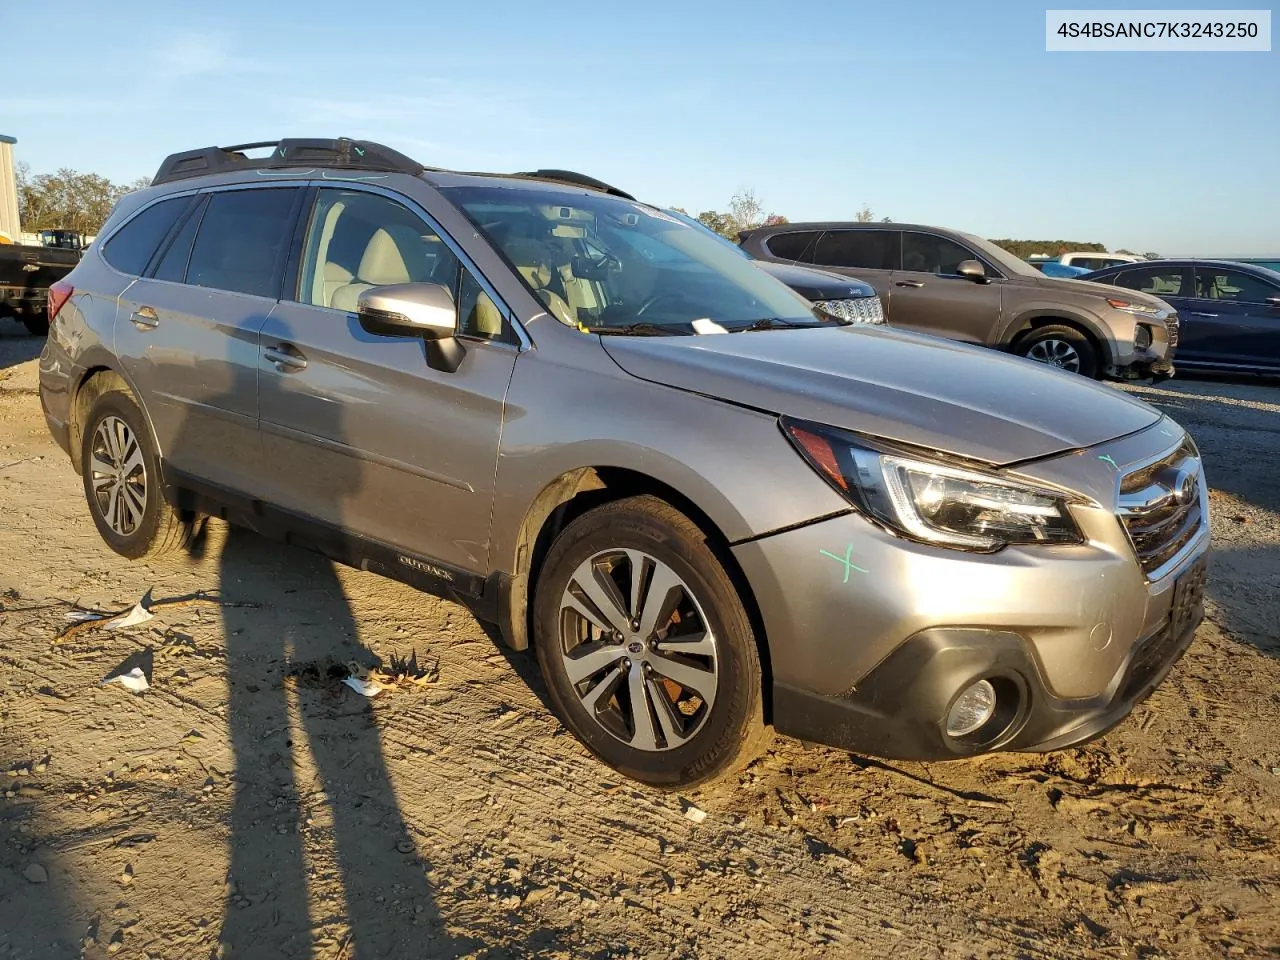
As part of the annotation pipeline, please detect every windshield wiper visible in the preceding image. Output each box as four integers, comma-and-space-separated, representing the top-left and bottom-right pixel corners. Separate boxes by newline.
725, 317, 828, 332
587, 322, 690, 337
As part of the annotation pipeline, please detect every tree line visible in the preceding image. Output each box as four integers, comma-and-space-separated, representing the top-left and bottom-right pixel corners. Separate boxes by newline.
13, 166, 1154, 260
16, 163, 151, 237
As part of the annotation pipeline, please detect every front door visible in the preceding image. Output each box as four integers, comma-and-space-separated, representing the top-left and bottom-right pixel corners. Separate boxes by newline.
885, 231, 1003, 343
1186, 266, 1280, 369
256, 186, 518, 574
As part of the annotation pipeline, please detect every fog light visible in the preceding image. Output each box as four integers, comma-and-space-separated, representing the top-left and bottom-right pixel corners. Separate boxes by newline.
946, 680, 997, 737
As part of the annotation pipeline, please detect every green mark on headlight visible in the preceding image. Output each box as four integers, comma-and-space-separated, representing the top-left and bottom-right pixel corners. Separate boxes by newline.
819, 545, 868, 583
1098, 454, 1119, 470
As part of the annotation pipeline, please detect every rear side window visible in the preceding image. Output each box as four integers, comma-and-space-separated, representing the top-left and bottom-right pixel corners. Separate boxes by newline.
186, 189, 299, 298
1114, 267, 1189, 298
901, 232, 977, 275
763, 231, 821, 262
101, 197, 190, 276
813, 230, 897, 270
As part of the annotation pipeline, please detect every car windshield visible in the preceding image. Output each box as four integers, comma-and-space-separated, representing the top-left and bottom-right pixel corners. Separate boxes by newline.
959, 232, 1043, 279
443, 185, 823, 334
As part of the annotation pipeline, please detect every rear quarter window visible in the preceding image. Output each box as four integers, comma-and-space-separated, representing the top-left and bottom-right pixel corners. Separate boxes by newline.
763, 231, 822, 262
101, 197, 191, 276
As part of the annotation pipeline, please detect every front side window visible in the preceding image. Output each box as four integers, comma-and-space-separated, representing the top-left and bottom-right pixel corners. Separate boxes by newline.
1114, 267, 1188, 298
296, 189, 505, 341
101, 196, 191, 276
297, 189, 459, 311
1193, 268, 1280, 304
813, 230, 897, 270
186, 189, 299, 298
901, 232, 978, 275
443, 185, 820, 333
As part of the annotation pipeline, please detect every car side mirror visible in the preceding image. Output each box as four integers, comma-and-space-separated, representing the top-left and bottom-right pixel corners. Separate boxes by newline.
357, 282, 465, 373
956, 259, 987, 282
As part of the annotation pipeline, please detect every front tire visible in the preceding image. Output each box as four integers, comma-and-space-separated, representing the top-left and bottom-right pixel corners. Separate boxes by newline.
80, 388, 192, 559
533, 495, 769, 788
1014, 324, 1099, 378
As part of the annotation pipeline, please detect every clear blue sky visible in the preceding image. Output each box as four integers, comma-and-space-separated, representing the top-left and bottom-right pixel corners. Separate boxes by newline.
5, 0, 1276, 254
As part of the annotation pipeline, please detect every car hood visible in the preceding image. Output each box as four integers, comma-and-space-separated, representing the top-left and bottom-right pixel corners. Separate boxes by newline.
754, 260, 876, 300
1029, 274, 1173, 311
602, 325, 1161, 467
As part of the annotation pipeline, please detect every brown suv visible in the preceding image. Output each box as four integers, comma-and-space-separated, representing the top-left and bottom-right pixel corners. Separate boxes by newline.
739, 222, 1177, 380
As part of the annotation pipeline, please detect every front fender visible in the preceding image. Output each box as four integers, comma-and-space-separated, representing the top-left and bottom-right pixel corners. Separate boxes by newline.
490, 326, 850, 574
998, 305, 1126, 368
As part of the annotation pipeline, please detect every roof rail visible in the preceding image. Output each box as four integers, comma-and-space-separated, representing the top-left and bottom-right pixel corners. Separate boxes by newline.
513, 169, 635, 201
151, 138, 426, 186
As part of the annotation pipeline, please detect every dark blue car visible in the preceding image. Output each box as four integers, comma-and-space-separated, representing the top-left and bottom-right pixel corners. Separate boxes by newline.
1081, 259, 1280, 374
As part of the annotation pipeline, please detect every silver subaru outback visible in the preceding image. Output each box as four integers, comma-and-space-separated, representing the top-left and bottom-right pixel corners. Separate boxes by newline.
39, 139, 1209, 787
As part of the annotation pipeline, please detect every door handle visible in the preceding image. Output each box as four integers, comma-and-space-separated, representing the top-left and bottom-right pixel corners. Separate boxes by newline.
895, 280, 926, 288
264, 343, 308, 371
1189, 311, 1218, 318
130, 306, 159, 329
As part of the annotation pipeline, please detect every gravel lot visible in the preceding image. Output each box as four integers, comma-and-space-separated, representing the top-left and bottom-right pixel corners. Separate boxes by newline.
2, 321, 1278, 959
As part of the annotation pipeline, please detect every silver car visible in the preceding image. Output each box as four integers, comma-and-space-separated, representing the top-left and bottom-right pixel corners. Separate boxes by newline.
39, 139, 1210, 787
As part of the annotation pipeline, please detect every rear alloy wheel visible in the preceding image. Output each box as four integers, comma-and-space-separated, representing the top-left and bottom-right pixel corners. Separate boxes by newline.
1015, 324, 1098, 378
534, 496, 769, 787
80, 389, 193, 559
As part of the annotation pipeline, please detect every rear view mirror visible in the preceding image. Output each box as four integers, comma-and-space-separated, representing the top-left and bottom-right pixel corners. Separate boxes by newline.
357, 282, 465, 372
956, 260, 987, 282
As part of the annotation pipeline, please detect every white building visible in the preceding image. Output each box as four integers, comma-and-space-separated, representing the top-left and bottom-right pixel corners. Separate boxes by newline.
0, 134, 19, 242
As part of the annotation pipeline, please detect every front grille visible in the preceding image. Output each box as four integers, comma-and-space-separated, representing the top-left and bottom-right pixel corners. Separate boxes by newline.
1117, 439, 1204, 577
1166, 313, 1180, 348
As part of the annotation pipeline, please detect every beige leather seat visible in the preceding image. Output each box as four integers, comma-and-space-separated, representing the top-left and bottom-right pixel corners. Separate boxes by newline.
320, 262, 353, 307
331, 227, 429, 313
503, 237, 576, 325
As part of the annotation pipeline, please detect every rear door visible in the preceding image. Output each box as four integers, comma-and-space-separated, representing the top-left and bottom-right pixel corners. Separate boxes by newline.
886, 231, 1002, 343
1187, 266, 1280, 369
114, 185, 304, 491
257, 185, 519, 573
807, 229, 897, 303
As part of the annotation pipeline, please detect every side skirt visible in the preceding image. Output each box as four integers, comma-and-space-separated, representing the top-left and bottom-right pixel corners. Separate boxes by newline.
165, 470, 507, 624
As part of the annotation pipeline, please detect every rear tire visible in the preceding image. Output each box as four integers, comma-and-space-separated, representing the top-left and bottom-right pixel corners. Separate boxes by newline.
533, 495, 770, 788
1014, 325, 1098, 378
80, 389, 192, 559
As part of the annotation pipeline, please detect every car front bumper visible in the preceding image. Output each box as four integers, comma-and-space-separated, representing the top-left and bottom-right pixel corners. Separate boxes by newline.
732, 438, 1210, 761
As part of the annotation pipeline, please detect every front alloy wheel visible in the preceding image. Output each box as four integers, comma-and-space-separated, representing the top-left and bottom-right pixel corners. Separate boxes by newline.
534, 495, 769, 787
558, 549, 719, 752
1024, 337, 1081, 372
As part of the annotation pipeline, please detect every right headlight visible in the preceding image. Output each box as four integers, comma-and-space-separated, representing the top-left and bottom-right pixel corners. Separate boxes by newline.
782, 418, 1083, 550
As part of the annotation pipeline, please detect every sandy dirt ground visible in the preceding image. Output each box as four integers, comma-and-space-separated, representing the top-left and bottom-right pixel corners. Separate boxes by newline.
1, 321, 1278, 959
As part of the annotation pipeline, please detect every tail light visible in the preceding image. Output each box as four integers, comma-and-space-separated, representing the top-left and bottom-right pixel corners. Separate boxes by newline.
47, 281, 74, 324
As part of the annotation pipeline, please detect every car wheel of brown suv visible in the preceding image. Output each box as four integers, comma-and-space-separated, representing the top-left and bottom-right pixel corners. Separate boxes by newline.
1015, 325, 1098, 378
80, 388, 193, 559
533, 495, 771, 788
